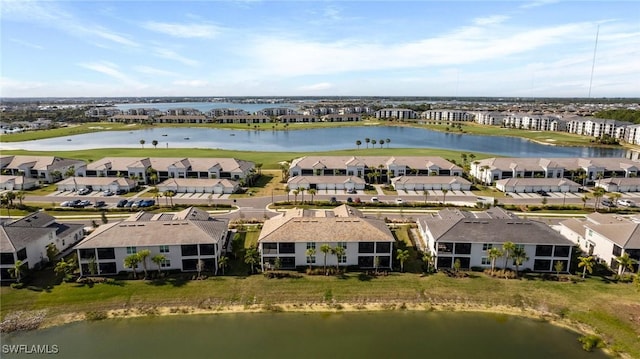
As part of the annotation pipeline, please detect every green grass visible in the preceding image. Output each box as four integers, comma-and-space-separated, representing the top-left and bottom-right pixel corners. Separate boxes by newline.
0, 147, 493, 170
2, 271, 638, 357
0, 122, 147, 142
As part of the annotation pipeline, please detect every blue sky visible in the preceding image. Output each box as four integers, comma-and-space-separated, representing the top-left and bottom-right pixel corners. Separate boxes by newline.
1, 0, 638, 98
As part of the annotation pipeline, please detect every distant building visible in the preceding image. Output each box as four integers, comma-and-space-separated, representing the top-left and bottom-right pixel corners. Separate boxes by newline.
375, 108, 417, 120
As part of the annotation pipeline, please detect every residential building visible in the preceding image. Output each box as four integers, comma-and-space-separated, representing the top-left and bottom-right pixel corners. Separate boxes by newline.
286, 176, 366, 191
75, 207, 229, 276
421, 110, 474, 123
1, 212, 84, 281
55, 176, 137, 193
374, 108, 417, 120
623, 124, 640, 145
564, 116, 631, 140
472, 111, 505, 126
322, 114, 361, 122
258, 205, 394, 270
214, 115, 271, 124
418, 208, 573, 272
391, 176, 471, 191
471, 157, 639, 185
503, 113, 566, 131
559, 213, 640, 274
595, 177, 640, 192
278, 114, 320, 123
289, 156, 463, 184
495, 178, 581, 193
0, 155, 85, 184
157, 178, 239, 194
0, 175, 39, 190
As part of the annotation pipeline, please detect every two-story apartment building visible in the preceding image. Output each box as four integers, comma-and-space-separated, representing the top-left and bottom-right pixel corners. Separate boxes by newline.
0, 155, 85, 184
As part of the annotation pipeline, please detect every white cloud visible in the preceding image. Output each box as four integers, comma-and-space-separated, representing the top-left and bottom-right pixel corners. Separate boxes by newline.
299, 82, 332, 91
9, 38, 43, 50
78, 62, 146, 90
173, 80, 209, 87
519, 0, 560, 10
142, 21, 221, 39
0, 77, 46, 97
472, 15, 509, 26
153, 48, 200, 67
134, 66, 179, 77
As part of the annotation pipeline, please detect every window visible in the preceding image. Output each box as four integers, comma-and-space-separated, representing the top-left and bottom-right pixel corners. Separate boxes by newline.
481, 257, 490, 265
159, 245, 170, 253
306, 256, 316, 264
182, 259, 198, 271
515, 244, 525, 251
554, 246, 570, 258
16, 248, 27, 261
358, 242, 374, 254
126, 246, 137, 255
97, 248, 115, 260
1, 253, 15, 265
454, 243, 471, 255
437, 243, 453, 254
263, 243, 277, 254
98, 262, 117, 274
535, 245, 553, 257
181, 245, 198, 257
337, 242, 347, 250
79, 249, 95, 260
612, 245, 622, 257
534, 259, 552, 271
306, 242, 316, 250
279, 243, 295, 254
376, 242, 391, 253
482, 243, 493, 251
199, 244, 215, 256
161, 259, 171, 268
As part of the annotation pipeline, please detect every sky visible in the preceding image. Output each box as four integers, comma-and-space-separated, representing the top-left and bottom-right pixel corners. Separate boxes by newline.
1, 0, 639, 98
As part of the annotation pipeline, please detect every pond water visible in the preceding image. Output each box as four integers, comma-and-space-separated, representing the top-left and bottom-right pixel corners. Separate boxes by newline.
1, 312, 607, 359
1, 126, 628, 158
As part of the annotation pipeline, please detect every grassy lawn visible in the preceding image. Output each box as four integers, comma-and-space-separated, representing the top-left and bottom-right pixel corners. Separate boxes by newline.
0, 147, 494, 170
471, 184, 508, 198
231, 170, 284, 198
1, 270, 638, 357
0, 122, 148, 142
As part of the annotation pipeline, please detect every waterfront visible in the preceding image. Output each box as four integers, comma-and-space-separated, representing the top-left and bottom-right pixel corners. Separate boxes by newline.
114, 101, 302, 113
1, 126, 627, 157
1, 311, 607, 359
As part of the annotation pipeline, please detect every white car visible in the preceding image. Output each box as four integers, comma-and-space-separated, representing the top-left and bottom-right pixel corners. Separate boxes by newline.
370, 197, 379, 203
395, 198, 404, 204
617, 199, 636, 207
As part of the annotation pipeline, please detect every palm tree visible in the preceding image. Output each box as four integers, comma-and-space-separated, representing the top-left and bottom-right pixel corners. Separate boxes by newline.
151, 254, 166, 276
592, 187, 605, 210
422, 251, 434, 273
15, 191, 25, 206
218, 255, 229, 275
442, 188, 449, 205
356, 140, 362, 149
163, 190, 175, 207
308, 188, 317, 203
616, 253, 638, 276
139, 139, 146, 148
292, 188, 300, 204
244, 247, 259, 274
284, 185, 290, 202
255, 163, 263, 176
365, 138, 370, 148
152, 140, 158, 148
396, 249, 410, 272
196, 259, 205, 278
423, 190, 429, 204
488, 247, 503, 275
124, 254, 140, 279
581, 195, 589, 209
385, 138, 390, 148
299, 187, 306, 203
379, 139, 384, 148
502, 242, 516, 269
320, 244, 331, 275
371, 139, 377, 147
577, 256, 595, 279
8, 260, 24, 283
305, 247, 316, 271
137, 249, 150, 278
332, 246, 345, 272
64, 166, 76, 179
510, 247, 529, 278
608, 192, 621, 207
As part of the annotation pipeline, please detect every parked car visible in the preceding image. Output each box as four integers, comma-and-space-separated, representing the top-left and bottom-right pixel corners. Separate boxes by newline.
139, 199, 156, 207
60, 200, 72, 207
370, 197, 379, 203
103, 190, 115, 196
116, 199, 128, 208
617, 199, 636, 207
116, 189, 127, 195
347, 188, 357, 194
78, 188, 91, 195
93, 201, 106, 208
601, 199, 616, 207
124, 201, 134, 208
329, 197, 338, 204
536, 190, 549, 196
395, 198, 404, 205
74, 200, 91, 208
347, 197, 353, 203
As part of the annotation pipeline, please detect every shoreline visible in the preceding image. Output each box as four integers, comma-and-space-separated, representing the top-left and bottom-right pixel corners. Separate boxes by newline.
26, 301, 615, 356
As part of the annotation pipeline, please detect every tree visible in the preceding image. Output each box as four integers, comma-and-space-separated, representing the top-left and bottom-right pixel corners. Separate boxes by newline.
371, 139, 377, 147
510, 247, 529, 278
592, 187, 605, 210
139, 139, 146, 148
218, 255, 229, 275
374, 256, 380, 274
616, 253, 638, 276
320, 244, 332, 275
356, 140, 362, 149
379, 139, 384, 148
581, 195, 589, 209
292, 188, 300, 204
101, 211, 109, 224
137, 249, 151, 279
305, 247, 316, 270
396, 249, 410, 272
385, 138, 390, 148
577, 256, 595, 279
284, 185, 290, 202
365, 137, 370, 148
422, 251, 434, 273
15, 191, 25, 206
151, 254, 166, 276
64, 166, 76, 179
453, 258, 461, 273
8, 260, 24, 283
54, 257, 77, 281
308, 188, 317, 203
244, 247, 259, 274
423, 190, 429, 204
554, 260, 565, 276
196, 259, 205, 278
163, 190, 175, 207
43, 242, 59, 263
124, 254, 140, 279
502, 241, 516, 269
488, 247, 503, 275
442, 188, 449, 205
332, 246, 345, 272
152, 140, 158, 148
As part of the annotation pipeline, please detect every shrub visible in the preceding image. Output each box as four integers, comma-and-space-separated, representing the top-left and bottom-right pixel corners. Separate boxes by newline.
263, 271, 302, 279
578, 334, 605, 352
85, 311, 108, 321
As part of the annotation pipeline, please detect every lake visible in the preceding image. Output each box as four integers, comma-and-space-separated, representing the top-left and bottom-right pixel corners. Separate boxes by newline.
1, 126, 628, 158
0, 312, 607, 359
